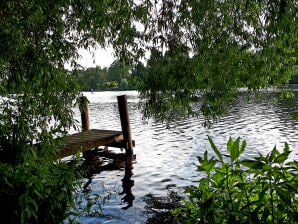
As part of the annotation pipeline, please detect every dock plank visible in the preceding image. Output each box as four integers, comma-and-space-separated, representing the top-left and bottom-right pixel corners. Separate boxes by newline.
57, 129, 124, 159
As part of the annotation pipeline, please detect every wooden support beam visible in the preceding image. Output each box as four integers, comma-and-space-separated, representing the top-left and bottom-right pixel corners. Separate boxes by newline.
117, 95, 134, 156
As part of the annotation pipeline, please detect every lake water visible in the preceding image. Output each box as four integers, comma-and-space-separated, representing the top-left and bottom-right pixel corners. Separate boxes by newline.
70, 89, 298, 224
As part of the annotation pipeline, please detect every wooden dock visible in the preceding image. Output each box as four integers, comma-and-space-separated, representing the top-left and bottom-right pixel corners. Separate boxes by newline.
57, 129, 122, 159
55, 95, 134, 160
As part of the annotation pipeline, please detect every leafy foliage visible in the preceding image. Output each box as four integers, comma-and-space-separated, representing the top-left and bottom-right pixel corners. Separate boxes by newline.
1, 0, 297, 222
0, 150, 80, 223
0, 0, 142, 223
174, 137, 298, 223
136, 0, 298, 122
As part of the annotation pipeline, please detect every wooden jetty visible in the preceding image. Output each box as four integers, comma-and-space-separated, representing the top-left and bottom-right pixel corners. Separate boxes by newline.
55, 95, 134, 160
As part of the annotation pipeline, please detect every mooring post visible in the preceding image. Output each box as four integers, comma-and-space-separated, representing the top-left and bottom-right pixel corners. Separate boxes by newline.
79, 96, 91, 159
79, 96, 90, 131
117, 95, 134, 156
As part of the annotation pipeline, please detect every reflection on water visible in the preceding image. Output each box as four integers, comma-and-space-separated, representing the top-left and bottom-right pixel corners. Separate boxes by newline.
80, 148, 136, 209
70, 90, 298, 223
120, 158, 134, 210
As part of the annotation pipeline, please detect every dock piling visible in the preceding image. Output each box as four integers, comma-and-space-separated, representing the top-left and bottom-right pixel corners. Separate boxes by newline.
117, 95, 134, 156
79, 96, 90, 131
79, 96, 91, 159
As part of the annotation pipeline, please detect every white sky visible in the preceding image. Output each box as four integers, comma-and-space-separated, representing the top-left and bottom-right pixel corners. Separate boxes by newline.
65, 47, 116, 70
77, 47, 116, 68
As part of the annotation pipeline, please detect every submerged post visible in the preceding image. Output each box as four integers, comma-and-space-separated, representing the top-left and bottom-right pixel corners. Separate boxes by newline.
117, 95, 134, 156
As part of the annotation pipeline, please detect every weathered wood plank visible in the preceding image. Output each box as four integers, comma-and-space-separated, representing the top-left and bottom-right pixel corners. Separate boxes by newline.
56, 129, 124, 159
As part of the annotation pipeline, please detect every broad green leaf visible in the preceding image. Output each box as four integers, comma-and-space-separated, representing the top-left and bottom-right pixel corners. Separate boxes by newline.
269, 146, 280, 162
197, 160, 216, 176
198, 155, 203, 164
240, 159, 264, 169
273, 151, 291, 164
230, 137, 240, 162
208, 136, 223, 162
262, 164, 272, 171
283, 142, 290, 153
212, 172, 224, 186
227, 137, 233, 154
239, 139, 246, 155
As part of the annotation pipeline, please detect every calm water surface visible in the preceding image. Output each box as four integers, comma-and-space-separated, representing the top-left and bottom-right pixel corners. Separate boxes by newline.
70, 90, 298, 224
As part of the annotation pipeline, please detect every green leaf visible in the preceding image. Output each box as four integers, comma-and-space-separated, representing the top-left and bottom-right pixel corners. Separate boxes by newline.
273, 151, 291, 164
269, 146, 280, 162
283, 142, 290, 153
198, 155, 203, 164
197, 160, 216, 176
230, 137, 240, 162
239, 139, 246, 155
208, 136, 223, 162
212, 172, 224, 186
240, 159, 264, 169
227, 137, 233, 154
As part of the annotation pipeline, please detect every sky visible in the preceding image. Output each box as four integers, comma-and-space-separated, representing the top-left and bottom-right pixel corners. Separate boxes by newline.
78, 47, 116, 68
65, 46, 116, 70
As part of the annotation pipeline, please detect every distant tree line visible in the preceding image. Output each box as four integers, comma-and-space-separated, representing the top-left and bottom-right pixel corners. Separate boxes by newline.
77, 57, 298, 93
76, 60, 137, 91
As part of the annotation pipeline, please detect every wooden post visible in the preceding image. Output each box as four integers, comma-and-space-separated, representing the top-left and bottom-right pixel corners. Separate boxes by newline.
117, 95, 134, 156
79, 96, 90, 131
79, 96, 91, 159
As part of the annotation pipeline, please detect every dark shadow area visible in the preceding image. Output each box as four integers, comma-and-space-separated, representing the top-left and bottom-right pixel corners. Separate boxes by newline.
144, 191, 183, 224
79, 147, 136, 209
120, 158, 135, 209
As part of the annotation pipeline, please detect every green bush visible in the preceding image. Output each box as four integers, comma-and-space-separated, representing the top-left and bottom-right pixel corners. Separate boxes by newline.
174, 137, 298, 223
0, 143, 109, 224
0, 143, 80, 224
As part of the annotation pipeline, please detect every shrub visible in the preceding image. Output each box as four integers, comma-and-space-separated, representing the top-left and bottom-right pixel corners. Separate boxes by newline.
174, 137, 298, 223
0, 143, 81, 224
